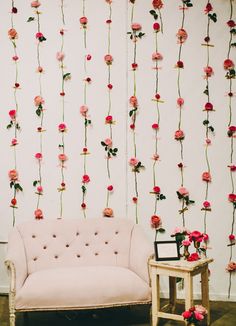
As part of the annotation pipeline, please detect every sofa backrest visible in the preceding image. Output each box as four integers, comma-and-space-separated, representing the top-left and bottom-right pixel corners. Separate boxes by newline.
15, 218, 136, 274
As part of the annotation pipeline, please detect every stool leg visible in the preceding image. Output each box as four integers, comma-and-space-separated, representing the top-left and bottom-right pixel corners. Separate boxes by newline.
151, 270, 160, 326
201, 267, 210, 325
169, 277, 176, 313
185, 274, 193, 311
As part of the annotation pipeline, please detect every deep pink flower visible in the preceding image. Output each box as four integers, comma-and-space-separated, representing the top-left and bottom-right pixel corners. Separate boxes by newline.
194, 311, 204, 321
35, 152, 42, 160
202, 172, 211, 182
177, 97, 184, 106
182, 239, 191, 246
228, 193, 236, 203
58, 123, 67, 132
35, 32, 44, 39
105, 115, 113, 123
37, 186, 43, 193
82, 174, 90, 183
182, 310, 192, 319
189, 231, 203, 242
80, 105, 88, 117
129, 157, 139, 167
107, 185, 113, 191
175, 129, 185, 140
229, 234, 235, 241
204, 66, 214, 77
9, 110, 16, 120
153, 22, 160, 32
104, 138, 112, 147
203, 201, 211, 208
204, 102, 214, 111
187, 252, 200, 262
153, 186, 160, 194
152, 123, 159, 130
11, 138, 18, 146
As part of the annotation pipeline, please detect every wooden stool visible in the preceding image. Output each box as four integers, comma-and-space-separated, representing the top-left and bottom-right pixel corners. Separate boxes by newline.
149, 258, 213, 325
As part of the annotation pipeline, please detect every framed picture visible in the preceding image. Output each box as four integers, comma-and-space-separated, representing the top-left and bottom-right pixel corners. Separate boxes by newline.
154, 240, 180, 261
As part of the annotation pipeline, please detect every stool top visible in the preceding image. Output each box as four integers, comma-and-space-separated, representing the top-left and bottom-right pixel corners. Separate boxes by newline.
149, 257, 213, 271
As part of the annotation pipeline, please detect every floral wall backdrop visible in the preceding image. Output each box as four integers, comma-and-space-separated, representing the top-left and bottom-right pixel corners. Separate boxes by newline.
0, 0, 235, 300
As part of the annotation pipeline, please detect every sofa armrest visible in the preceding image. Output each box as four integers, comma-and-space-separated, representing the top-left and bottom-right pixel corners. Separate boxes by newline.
5, 227, 28, 293
129, 224, 153, 285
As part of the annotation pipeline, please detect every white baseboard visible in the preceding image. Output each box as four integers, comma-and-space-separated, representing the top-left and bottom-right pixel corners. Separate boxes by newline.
160, 291, 236, 302
0, 285, 9, 294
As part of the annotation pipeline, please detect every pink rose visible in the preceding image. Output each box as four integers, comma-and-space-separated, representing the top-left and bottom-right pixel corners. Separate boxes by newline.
34, 96, 44, 106
226, 261, 236, 271
58, 123, 67, 132
36, 32, 44, 39
8, 28, 18, 40
203, 233, 209, 241
131, 23, 142, 31
224, 59, 234, 70
189, 231, 203, 242
82, 174, 90, 183
203, 201, 211, 208
129, 157, 139, 167
80, 105, 88, 117
8, 169, 18, 181
178, 187, 189, 196
35, 152, 42, 160
195, 305, 207, 315
58, 153, 67, 162
80, 16, 88, 25
37, 186, 43, 193
129, 95, 138, 107
103, 207, 114, 217
228, 193, 236, 202
182, 239, 191, 246
104, 54, 113, 65
202, 171, 211, 182
151, 215, 162, 229
9, 110, 16, 120
204, 66, 214, 77
194, 311, 204, 321
11, 138, 18, 146
152, 0, 163, 9
176, 28, 188, 43
174, 129, 185, 140
31, 1, 41, 8
152, 52, 163, 61
34, 209, 43, 219
177, 97, 184, 106
56, 52, 65, 61
105, 0, 112, 4
182, 310, 192, 319
104, 138, 113, 147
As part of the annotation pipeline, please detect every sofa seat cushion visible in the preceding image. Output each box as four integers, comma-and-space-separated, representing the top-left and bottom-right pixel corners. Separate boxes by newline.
15, 266, 151, 310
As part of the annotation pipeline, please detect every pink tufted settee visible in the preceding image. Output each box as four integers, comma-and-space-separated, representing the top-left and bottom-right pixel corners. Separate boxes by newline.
5, 217, 153, 326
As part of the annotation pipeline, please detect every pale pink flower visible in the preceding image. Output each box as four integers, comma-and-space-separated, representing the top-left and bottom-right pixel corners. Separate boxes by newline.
34, 208, 43, 219
129, 157, 139, 167
129, 96, 138, 107
226, 261, 236, 271
182, 239, 191, 246
176, 28, 188, 43
31, 1, 41, 8
37, 186, 43, 193
34, 96, 44, 106
195, 305, 207, 316
194, 311, 204, 321
178, 187, 189, 196
104, 54, 113, 65
58, 153, 67, 162
56, 52, 65, 61
80, 105, 88, 117
175, 129, 185, 140
104, 138, 113, 147
80, 16, 88, 25
8, 169, 18, 181
8, 28, 18, 40
152, 52, 163, 61
131, 23, 142, 31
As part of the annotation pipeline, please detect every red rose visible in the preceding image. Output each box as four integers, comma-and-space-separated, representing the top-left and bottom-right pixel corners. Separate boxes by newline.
227, 20, 236, 28
152, 0, 163, 10
203, 201, 211, 208
182, 310, 192, 319
81, 203, 86, 209
80, 16, 88, 25
151, 215, 162, 229
228, 165, 236, 171
86, 54, 92, 60
228, 193, 236, 203
152, 123, 159, 130
229, 234, 235, 241
82, 174, 90, 183
107, 84, 113, 89
132, 197, 138, 203
153, 186, 160, 193
187, 252, 200, 262
155, 94, 161, 100
107, 185, 113, 191
105, 115, 113, 123
11, 198, 17, 206
153, 22, 160, 31
204, 3, 213, 13
176, 60, 184, 68
132, 63, 138, 70
204, 102, 213, 111
202, 172, 211, 182
130, 123, 135, 130
224, 59, 235, 70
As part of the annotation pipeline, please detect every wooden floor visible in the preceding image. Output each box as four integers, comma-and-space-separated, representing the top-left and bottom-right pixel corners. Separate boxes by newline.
0, 295, 236, 325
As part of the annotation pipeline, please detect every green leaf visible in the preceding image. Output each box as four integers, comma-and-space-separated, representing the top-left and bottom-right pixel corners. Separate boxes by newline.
113, 148, 118, 153
10, 181, 14, 189
176, 191, 182, 199
230, 28, 236, 35
81, 185, 86, 193
36, 108, 41, 116
14, 183, 23, 191
231, 42, 236, 47
33, 180, 38, 187
63, 73, 71, 80
158, 228, 165, 233
101, 141, 106, 146
27, 17, 35, 22
7, 124, 12, 129
203, 88, 209, 96
129, 110, 133, 117
203, 119, 209, 125
208, 126, 214, 132
149, 10, 156, 15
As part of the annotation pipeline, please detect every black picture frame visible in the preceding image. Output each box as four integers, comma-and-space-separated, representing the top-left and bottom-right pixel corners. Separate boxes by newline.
154, 240, 180, 261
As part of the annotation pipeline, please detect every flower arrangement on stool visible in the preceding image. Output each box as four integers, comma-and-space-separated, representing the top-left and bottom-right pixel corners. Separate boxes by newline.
182, 305, 207, 325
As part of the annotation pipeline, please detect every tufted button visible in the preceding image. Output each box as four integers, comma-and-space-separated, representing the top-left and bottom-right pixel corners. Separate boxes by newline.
54, 255, 58, 259
77, 254, 80, 258
76, 232, 79, 236
43, 246, 47, 250
114, 251, 118, 255
94, 232, 98, 236
85, 243, 89, 246
115, 231, 119, 235
66, 244, 69, 248
95, 253, 99, 256
33, 257, 37, 261
53, 234, 57, 238
105, 241, 108, 244
32, 235, 36, 238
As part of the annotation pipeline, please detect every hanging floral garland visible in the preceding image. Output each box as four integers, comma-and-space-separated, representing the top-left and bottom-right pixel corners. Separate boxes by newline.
200, 1, 217, 256
128, 0, 145, 224
224, 0, 236, 298
101, 0, 118, 218
79, 0, 91, 218
28, 0, 46, 220
149, 0, 165, 236
56, 1, 70, 219
7, 1, 23, 226
175, 0, 194, 228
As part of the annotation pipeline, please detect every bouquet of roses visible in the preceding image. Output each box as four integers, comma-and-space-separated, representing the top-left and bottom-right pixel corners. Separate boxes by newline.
182, 305, 207, 324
